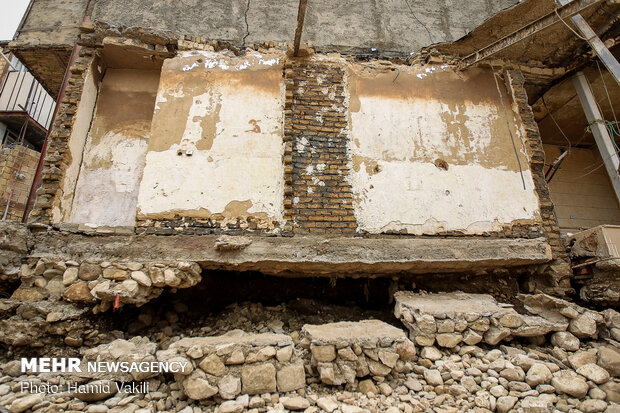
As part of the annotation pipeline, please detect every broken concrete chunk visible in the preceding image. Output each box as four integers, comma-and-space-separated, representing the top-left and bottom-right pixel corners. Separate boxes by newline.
215, 235, 252, 251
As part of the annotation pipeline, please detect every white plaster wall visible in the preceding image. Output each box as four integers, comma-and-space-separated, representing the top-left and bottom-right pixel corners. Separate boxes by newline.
54, 65, 98, 223
347, 65, 541, 235
70, 132, 149, 225
136, 51, 285, 226
69, 69, 159, 226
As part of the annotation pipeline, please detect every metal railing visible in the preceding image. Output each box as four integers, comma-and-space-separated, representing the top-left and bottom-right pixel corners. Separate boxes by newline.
0, 65, 55, 130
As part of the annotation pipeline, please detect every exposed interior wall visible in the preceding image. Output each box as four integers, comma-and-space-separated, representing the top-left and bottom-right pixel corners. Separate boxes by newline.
544, 144, 620, 232
136, 51, 286, 231
55, 64, 99, 223
70, 68, 160, 226
346, 65, 541, 235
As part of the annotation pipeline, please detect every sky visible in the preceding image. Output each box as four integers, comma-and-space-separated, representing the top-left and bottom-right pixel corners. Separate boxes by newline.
0, 0, 30, 41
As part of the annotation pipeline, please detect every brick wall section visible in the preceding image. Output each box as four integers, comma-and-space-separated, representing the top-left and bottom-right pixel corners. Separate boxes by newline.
29, 46, 95, 224
0, 145, 39, 221
505, 69, 566, 258
283, 60, 357, 234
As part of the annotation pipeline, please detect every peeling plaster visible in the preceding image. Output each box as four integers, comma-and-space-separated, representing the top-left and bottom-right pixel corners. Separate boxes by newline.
346, 63, 541, 235
69, 69, 160, 226
56, 65, 98, 223
136, 51, 286, 229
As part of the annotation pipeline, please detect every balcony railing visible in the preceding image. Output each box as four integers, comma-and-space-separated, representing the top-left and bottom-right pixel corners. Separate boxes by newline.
0, 64, 55, 130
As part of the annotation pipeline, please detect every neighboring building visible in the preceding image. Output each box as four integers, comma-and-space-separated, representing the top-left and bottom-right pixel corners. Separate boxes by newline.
0, 42, 55, 221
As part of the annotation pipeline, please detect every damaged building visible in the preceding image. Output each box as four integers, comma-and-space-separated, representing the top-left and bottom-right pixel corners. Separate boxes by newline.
0, 0, 619, 412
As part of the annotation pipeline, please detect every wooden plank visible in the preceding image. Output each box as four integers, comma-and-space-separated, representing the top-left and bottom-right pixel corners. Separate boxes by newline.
293, 0, 308, 57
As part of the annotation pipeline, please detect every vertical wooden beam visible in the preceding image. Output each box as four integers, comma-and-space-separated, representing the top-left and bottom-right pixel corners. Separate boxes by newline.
293, 0, 308, 57
572, 71, 620, 202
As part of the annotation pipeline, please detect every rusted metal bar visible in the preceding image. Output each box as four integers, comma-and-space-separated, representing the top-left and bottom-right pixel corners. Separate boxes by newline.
293, 0, 308, 57
459, 0, 601, 69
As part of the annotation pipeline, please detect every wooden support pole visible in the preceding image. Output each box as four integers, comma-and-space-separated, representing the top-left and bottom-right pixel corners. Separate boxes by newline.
293, 0, 308, 57
572, 71, 620, 203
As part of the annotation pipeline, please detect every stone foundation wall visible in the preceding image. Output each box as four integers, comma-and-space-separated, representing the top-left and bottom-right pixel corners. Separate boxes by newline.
301, 320, 415, 386
12, 258, 202, 311
394, 291, 610, 349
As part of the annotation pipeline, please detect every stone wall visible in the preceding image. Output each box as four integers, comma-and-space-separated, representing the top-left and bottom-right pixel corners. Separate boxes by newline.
29, 45, 96, 223
12, 258, 202, 311
394, 291, 607, 348
505, 69, 565, 258
301, 320, 416, 386
0, 145, 39, 222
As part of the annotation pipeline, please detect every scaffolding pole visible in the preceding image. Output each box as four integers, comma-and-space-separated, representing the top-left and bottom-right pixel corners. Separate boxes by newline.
572, 71, 620, 202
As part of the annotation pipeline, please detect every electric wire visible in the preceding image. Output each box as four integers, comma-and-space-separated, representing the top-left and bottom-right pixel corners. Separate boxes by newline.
541, 95, 572, 154
554, 8, 588, 41
596, 60, 619, 127
490, 65, 526, 190
594, 59, 620, 152
566, 149, 620, 182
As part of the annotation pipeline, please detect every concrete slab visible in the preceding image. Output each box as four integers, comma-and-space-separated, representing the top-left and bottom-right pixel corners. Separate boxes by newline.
302, 320, 407, 346
31, 232, 552, 276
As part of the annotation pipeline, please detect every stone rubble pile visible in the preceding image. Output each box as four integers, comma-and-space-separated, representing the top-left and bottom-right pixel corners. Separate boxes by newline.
11, 259, 202, 309
300, 321, 415, 386
0, 222, 31, 287
0, 293, 619, 413
0, 299, 98, 350
394, 291, 614, 348
158, 330, 305, 400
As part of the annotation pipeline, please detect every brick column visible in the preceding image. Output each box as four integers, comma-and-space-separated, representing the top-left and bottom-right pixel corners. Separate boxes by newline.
504, 68, 566, 259
29, 47, 96, 224
282, 59, 357, 235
